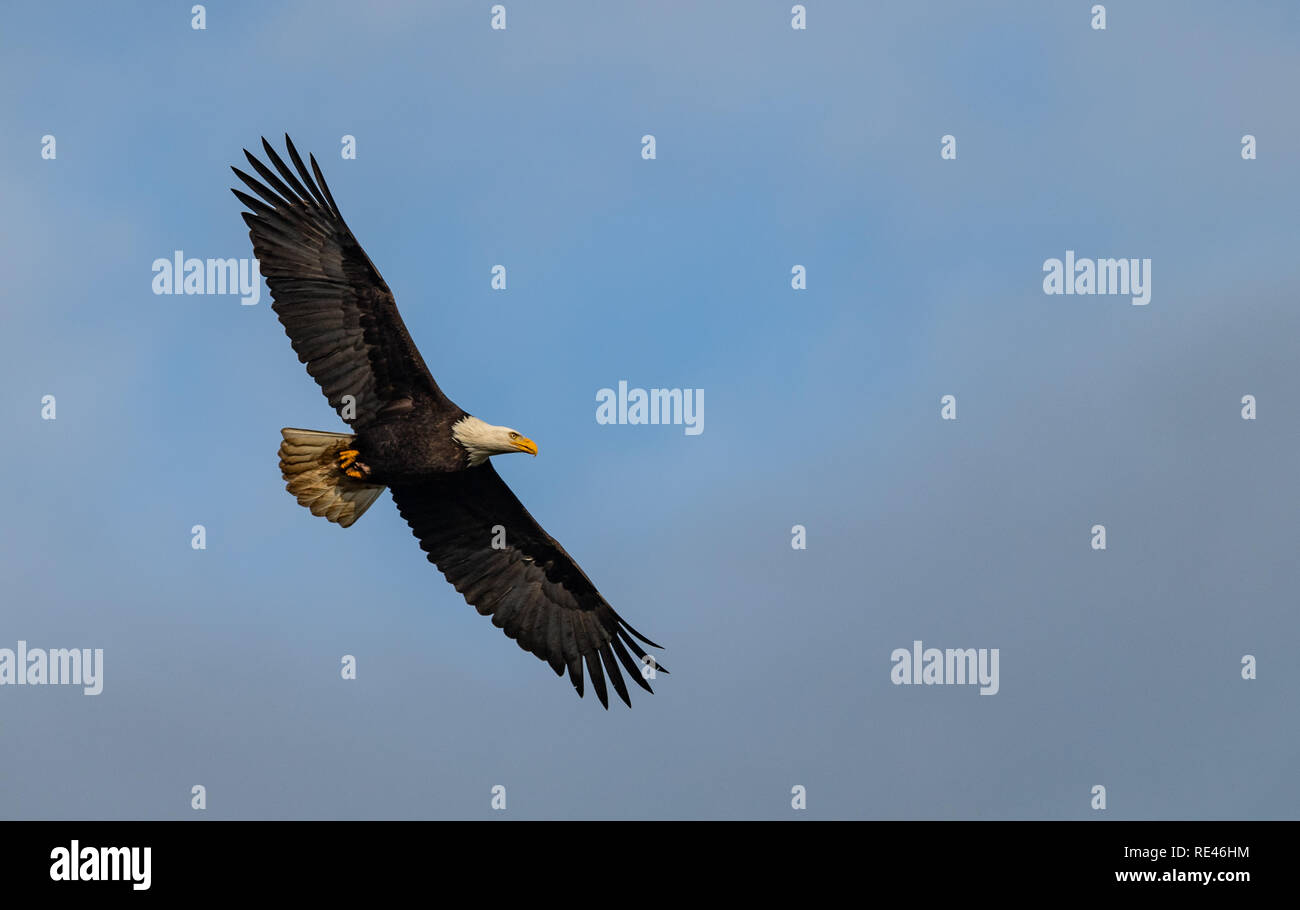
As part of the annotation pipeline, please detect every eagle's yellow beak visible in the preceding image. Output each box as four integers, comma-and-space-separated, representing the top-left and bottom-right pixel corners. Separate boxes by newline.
513, 436, 538, 456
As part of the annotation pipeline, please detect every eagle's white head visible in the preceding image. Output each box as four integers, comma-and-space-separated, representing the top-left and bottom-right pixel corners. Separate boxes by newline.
452, 415, 539, 467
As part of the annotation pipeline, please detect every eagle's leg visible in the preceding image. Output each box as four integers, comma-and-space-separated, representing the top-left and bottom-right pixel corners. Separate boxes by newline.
336, 448, 371, 480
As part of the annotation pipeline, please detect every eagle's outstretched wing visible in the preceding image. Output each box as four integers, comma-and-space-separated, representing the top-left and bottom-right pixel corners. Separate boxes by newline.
390, 464, 667, 708
231, 135, 457, 427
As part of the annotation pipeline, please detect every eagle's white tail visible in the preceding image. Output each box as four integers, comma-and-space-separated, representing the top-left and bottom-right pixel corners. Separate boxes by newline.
278, 428, 385, 528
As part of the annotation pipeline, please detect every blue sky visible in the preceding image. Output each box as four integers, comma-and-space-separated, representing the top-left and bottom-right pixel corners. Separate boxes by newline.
1, 1, 1297, 819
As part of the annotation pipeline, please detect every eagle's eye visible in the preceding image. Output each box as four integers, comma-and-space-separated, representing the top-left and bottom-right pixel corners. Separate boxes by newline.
508, 432, 519, 440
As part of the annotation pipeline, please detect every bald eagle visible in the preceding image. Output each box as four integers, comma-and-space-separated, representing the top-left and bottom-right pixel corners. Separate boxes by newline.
231, 136, 665, 708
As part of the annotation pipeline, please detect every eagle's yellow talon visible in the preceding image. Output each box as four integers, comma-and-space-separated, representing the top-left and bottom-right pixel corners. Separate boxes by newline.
337, 449, 360, 470
345, 466, 365, 479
